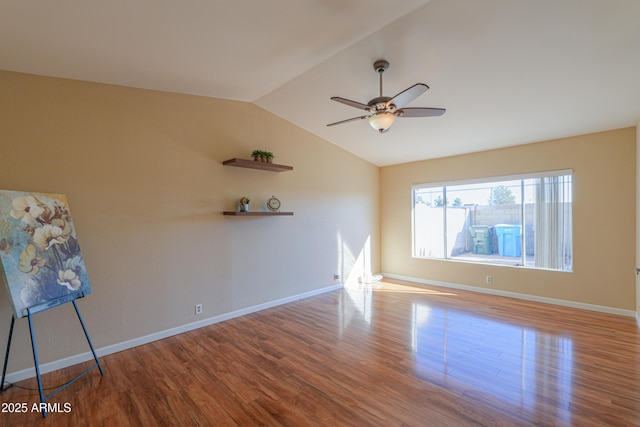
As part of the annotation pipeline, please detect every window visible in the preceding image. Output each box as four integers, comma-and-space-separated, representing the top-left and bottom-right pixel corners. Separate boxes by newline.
412, 170, 572, 272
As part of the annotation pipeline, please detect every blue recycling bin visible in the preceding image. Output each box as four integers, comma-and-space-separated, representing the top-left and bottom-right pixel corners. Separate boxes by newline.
494, 224, 522, 257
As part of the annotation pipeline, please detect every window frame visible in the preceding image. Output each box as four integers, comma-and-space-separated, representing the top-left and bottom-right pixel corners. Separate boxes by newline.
411, 169, 573, 272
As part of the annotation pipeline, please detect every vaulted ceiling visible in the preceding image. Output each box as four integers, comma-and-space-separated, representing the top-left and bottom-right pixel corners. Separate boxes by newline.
2, 0, 639, 166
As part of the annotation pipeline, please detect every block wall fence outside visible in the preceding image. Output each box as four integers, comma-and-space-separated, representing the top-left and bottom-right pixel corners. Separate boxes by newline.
475, 204, 534, 256
449, 204, 539, 256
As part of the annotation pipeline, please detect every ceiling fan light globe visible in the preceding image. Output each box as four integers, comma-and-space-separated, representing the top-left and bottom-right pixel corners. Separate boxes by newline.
368, 112, 396, 133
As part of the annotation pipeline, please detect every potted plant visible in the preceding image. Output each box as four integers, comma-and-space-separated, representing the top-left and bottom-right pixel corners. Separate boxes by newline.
250, 149, 275, 163
239, 196, 250, 212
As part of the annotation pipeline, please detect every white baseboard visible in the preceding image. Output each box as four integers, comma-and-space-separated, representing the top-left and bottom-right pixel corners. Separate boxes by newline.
382, 273, 637, 318
636, 312, 640, 329
3, 283, 344, 384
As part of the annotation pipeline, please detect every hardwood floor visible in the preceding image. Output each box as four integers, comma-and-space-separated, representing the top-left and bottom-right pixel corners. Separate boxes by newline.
2, 278, 640, 426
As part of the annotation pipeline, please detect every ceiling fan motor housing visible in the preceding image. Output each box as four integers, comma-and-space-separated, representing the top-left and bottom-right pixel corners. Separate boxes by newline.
368, 96, 393, 112
373, 59, 389, 73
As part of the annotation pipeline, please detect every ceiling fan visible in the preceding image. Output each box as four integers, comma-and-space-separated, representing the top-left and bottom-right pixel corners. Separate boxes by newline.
327, 59, 445, 133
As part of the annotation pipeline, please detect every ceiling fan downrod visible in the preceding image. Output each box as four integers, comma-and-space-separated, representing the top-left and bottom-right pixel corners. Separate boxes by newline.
373, 60, 389, 98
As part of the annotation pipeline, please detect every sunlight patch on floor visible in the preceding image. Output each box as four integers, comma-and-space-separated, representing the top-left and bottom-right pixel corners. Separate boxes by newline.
347, 280, 458, 296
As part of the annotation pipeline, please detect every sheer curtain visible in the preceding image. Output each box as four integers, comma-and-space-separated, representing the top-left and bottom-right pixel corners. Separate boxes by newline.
534, 176, 571, 270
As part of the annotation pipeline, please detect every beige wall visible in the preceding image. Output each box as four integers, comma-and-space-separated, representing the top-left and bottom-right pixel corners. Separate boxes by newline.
637, 120, 640, 321
0, 71, 380, 372
381, 128, 636, 310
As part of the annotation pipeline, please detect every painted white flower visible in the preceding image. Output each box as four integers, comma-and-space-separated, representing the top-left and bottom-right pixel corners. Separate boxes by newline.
52, 218, 74, 238
20, 277, 44, 307
57, 269, 81, 291
33, 224, 66, 250
10, 195, 44, 223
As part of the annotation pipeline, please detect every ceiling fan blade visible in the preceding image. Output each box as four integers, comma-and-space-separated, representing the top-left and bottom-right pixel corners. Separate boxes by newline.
327, 115, 368, 127
330, 97, 369, 110
389, 83, 429, 108
398, 107, 446, 117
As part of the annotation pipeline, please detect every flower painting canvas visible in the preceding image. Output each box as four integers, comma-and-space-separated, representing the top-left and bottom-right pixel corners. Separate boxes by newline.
0, 190, 92, 318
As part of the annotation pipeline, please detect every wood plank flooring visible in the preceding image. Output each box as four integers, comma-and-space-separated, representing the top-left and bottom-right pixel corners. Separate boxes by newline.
2, 278, 640, 426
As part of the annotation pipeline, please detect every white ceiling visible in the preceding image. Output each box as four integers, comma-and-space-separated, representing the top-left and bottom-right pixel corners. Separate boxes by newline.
2, 0, 640, 166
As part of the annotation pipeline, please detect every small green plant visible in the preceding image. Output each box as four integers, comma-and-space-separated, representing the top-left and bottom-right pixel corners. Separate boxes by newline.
250, 150, 275, 162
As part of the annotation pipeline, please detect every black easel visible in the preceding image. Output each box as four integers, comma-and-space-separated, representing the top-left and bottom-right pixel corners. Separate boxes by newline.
1, 292, 103, 417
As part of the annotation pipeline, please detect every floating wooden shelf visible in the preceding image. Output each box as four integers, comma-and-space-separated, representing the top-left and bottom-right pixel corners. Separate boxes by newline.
222, 158, 293, 172
223, 211, 294, 216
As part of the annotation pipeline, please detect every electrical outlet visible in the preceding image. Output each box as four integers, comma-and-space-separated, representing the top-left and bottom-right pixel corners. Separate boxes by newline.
486, 275, 493, 285
195, 304, 203, 315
